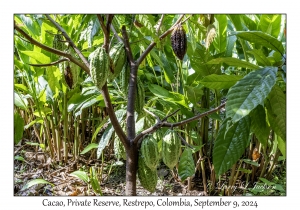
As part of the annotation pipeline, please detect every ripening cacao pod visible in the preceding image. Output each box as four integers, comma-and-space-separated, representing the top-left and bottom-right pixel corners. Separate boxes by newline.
162, 129, 181, 169
170, 24, 187, 60
58, 49, 79, 89
108, 42, 127, 80
90, 47, 109, 90
64, 64, 73, 89
138, 152, 158, 193
141, 135, 160, 170
120, 62, 130, 94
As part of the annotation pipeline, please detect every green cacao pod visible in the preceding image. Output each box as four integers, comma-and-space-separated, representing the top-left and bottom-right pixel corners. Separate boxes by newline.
135, 77, 145, 114
162, 129, 181, 169
108, 42, 126, 80
170, 24, 187, 60
138, 152, 158, 193
140, 135, 160, 170
90, 47, 109, 90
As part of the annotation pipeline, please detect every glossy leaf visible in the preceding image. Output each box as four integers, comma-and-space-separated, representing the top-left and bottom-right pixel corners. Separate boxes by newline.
226, 67, 277, 123
200, 74, 243, 90
207, 57, 259, 70
97, 124, 114, 159
213, 116, 251, 176
14, 112, 25, 144
213, 15, 227, 53
234, 31, 285, 55
178, 147, 195, 181
250, 105, 270, 148
20, 51, 51, 64
265, 85, 286, 141
247, 49, 271, 66
21, 179, 53, 191
70, 171, 89, 183
259, 15, 281, 38
80, 143, 99, 155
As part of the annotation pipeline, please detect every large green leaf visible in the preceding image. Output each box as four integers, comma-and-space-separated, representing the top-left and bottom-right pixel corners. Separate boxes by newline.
225, 35, 237, 57
70, 171, 89, 183
226, 67, 277, 123
148, 84, 189, 108
234, 31, 285, 55
200, 74, 243, 90
187, 43, 221, 83
259, 15, 281, 38
265, 85, 286, 141
207, 57, 259, 70
213, 15, 227, 53
276, 135, 286, 159
14, 112, 25, 144
21, 179, 53, 191
80, 143, 99, 155
178, 147, 195, 181
250, 105, 270, 148
136, 15, 158, 40
97, 125, 114, 159
20, 51, 51, 64
14, 91, 29, 110
247, 49, 271, 66
213, 116, 251, 176
184, 85, 203, 105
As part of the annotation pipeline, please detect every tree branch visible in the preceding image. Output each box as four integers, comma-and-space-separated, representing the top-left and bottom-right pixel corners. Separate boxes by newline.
96, 14, 128, 148
28, 58, 69, 67
45, 15, 90, 70
136, 14, 185, 66
134, 103, 226, 144
110, 24, 123, 43
121, 26, 134, 64
14, 22, 90, 75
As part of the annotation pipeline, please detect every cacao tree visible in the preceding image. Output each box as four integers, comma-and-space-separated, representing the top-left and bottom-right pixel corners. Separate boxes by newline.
14, 14, 286, 195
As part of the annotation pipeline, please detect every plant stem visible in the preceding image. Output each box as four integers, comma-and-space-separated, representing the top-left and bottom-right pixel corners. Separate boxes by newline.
63, 91, 68, 163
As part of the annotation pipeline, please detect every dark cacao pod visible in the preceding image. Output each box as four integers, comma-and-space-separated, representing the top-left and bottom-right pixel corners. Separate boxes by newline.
64, 64, 73, 89
171, 24, 187, 60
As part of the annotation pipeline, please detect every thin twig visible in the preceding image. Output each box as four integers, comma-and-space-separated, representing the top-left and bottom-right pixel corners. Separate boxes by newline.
136, 14, 185, 66
14, 22, 89, 75
134, 102, 225, 144
121, 26, 134, 64
161, 109, 180, 122
156, 14, 165, 35
45, 14, 90, 70
143, 108, 161, 123
28, 58, 69, 67
110, 24, 123, 43
176, 132, 193, 149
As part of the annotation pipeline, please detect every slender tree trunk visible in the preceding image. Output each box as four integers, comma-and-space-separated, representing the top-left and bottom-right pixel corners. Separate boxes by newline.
125, 143, 138, 195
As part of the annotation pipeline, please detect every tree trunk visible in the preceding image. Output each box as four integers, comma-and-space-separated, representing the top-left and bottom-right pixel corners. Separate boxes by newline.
125, 143, 138, 195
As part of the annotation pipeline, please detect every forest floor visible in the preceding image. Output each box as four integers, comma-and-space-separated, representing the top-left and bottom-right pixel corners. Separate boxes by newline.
14, 138, 285, 196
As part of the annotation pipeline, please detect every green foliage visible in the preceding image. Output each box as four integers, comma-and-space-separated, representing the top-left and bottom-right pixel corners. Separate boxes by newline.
14, 112, 24, 144
226, 67, 278, 123
213, 116, 251, 176
178, 147, 195, 181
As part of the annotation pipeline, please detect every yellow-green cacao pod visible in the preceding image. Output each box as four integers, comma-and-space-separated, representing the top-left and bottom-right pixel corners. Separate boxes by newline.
90, 47, 109, 90
108, 42, 126, 80
170, 24, 187, 60
162, 129, 181, 169
138, 152, 158, 193
140, 135, 160, 170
